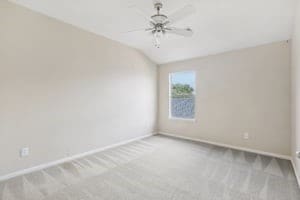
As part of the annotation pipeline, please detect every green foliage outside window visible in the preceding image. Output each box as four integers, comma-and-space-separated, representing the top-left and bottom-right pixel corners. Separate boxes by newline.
171, 83, 194, 98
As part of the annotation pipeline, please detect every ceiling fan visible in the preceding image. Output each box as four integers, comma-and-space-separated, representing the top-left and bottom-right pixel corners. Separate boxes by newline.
128, 1, 196, 48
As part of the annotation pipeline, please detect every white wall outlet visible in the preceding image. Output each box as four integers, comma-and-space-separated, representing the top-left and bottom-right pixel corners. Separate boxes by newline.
20, 147, 29, 157
296, 151, 300, 158
243, 132, 249, 140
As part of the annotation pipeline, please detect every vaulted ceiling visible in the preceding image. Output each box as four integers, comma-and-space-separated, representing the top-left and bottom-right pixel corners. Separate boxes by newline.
10, 0, 297, 64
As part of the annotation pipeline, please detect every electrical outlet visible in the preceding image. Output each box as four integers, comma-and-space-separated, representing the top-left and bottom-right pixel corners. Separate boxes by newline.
20, 147, 29, 157
296, 151, 300, 158
243, 132, 249, 140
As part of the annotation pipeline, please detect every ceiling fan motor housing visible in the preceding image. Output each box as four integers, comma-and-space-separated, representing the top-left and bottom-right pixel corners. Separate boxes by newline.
151, 14, 168, 23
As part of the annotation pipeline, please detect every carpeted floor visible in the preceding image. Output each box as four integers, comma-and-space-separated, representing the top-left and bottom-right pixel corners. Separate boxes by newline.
0, 135, 299, 200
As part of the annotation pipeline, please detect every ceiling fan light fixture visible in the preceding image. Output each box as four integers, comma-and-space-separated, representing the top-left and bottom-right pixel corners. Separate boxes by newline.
154, 31, 163, 48
154, 31, 163, 38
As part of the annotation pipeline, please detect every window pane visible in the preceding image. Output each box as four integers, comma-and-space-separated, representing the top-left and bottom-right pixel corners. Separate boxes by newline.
170, 71, 195, 119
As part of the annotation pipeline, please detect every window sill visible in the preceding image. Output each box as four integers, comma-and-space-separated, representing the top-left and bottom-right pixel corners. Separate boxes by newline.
169, 117, 196, 122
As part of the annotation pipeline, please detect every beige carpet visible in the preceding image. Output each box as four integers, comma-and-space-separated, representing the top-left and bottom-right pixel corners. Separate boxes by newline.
0, 135, 299, 200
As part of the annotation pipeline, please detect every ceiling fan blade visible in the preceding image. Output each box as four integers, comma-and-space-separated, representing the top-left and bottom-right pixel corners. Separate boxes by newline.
166, 27, 194, 37
122, 27, 154, 34
168, 5, 196, 24
129, 5, 154, 23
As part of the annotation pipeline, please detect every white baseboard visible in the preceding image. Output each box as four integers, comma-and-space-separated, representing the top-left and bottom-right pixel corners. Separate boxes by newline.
291, 159, 300, 187
158, 132, 291, 160
0, 133, 154, 182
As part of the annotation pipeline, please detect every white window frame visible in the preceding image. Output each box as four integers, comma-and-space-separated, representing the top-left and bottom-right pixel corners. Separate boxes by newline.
168, 71, 196, 122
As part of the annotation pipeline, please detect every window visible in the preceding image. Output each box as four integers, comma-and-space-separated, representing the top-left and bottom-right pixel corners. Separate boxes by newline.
169, 71, 196, 120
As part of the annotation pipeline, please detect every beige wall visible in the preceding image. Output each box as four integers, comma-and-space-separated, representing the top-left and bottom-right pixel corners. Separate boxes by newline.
291, 0, 300, 182
159, 41, 291, 156
0, 1, 157, 177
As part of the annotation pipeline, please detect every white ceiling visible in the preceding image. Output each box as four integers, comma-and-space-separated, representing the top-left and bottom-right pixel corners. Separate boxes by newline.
10, 0, 297, 64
